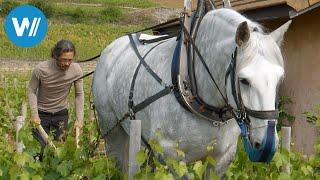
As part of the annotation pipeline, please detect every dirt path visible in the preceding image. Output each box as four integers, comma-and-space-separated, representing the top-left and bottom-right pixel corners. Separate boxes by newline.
0, 59, 96, 73
153, 0, 197, 8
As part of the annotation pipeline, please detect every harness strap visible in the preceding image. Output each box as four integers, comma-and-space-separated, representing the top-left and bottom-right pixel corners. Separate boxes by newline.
132, 86, 173, 114
171, 19, 234, 122
188, 15, 227, 115
139, 33, 178, 44
171, 32, 191, 111
128, 62, 142, 109
259, 120, 276, 162
181, 23, 229, 104
229, 48, 242, 110
245, 108, 279, 120
237, 78, 246, 113
128, 34, 167, 86
128, 40, 168, 110
77, 54, 100, 63
74, 71, 94, 82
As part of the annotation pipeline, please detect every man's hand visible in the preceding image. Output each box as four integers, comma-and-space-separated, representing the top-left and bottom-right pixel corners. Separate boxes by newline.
31, 117, 41, 127
74, 120, 83, 148
74, 120, 83, 130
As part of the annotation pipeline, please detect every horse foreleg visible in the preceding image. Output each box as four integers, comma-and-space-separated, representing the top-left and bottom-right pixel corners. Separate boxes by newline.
104, 124, 129, 172
214, 142, 237, 179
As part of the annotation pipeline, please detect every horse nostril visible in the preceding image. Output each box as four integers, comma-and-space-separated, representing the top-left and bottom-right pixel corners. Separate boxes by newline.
254, 142, 261, 149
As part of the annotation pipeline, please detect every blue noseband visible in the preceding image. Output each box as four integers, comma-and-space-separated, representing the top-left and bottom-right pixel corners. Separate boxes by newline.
239, 120, 277, 162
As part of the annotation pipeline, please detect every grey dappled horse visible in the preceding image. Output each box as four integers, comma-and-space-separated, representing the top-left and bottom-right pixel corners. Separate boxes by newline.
92, 8, 291, 176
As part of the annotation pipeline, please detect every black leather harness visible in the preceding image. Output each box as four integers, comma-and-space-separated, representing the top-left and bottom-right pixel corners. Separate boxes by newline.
127, 34, 173, 119
171, 21, 234, 124
125, 15, 279, 128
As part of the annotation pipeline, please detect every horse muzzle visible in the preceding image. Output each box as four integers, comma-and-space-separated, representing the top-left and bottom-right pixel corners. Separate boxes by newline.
240, 120, 277, 162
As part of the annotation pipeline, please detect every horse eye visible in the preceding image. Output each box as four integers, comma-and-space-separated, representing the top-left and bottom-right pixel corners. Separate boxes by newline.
240, 78, 250, 86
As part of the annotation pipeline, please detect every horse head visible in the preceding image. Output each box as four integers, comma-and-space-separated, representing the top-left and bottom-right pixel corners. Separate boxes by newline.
227, 20, 291, 162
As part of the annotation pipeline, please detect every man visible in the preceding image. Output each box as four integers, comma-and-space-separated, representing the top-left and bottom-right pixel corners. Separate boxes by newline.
28, 40, 84, 159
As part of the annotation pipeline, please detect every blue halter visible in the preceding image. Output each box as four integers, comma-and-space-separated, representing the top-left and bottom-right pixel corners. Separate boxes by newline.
239, 120, 277, 162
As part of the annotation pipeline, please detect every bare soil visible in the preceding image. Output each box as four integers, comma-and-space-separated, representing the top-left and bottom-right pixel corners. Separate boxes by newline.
153, 0, 198, 8
121, 7, 181, 26
0, 59, 96, 73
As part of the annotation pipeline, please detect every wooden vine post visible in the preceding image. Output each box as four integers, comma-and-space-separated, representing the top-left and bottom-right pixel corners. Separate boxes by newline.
281, 126, 291, 176
128, 120, 141, 180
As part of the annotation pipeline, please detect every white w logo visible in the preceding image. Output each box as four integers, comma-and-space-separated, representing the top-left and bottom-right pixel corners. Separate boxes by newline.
11, 17, 41, 37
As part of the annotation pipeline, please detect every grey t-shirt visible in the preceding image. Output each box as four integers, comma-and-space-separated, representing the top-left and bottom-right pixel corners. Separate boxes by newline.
28, 59, 84, 122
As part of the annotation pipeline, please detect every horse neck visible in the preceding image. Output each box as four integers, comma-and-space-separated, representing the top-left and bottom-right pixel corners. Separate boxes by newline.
193, 11, 239, 107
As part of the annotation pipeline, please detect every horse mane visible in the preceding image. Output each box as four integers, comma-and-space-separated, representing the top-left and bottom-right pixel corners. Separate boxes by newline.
205, 9, 284, 68
207, 8, 265, 33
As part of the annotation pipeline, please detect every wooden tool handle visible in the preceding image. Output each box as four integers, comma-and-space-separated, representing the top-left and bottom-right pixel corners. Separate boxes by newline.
37, 125, 57, 150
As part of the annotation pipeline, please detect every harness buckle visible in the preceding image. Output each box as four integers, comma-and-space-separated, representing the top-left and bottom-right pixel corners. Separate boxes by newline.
242, 112, 247, 120
212, 121, 220, 127
234, 109, 242, 119
129, 109, 135, 120
234, 109, 249, 125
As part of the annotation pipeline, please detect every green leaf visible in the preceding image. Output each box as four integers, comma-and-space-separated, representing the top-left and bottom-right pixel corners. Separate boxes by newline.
193, 161, 205, 178
306, 165, 314, 175
175, 149, 185, 158
0, 169, 2, 177
32, 175, 43, 180
20, 172, 29, 180
29, 161, 42, 171
134, 166, 153, 180
225, 171, 233, 179
206, 145, 214, 152
176, 161, 187, 177
93, 158, 107, 174
278, 172, 290, 180
186, 172, 195, 179
93, 174, 106, 180
206, 156, 216, 166
9, 166, 20, 179
155, 130, 162, 139
13, 152, 28, 167
149, 139, 164, 155
152, 157, 162, 168
56, 147, 66, 159
274, 153, 283, 170
209, 170, 219, 180
56, 161, 73, 176
301, 166, 309, 175
136, 150, 147, 166
154, 170, 174, 180
167, 158, 187, 178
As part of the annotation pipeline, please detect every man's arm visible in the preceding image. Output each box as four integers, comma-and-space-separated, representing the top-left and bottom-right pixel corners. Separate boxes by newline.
28, 69, 40, 124
74, 77, 84, 127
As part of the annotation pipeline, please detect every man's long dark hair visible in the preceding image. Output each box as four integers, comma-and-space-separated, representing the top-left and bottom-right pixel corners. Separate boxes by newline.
51, 40, 76, 59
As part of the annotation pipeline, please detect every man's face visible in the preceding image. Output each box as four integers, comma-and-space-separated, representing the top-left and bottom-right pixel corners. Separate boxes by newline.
56, 51, 74, 71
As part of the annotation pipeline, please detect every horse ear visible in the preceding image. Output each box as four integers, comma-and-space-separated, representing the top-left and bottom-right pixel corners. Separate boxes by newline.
204, 0, 215, 12
270, 20, 292, 46
236, 21, 250, 47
